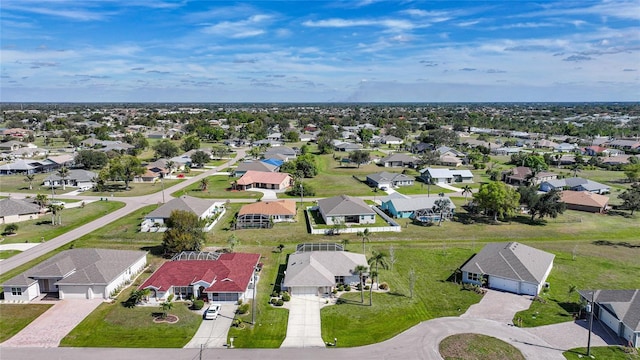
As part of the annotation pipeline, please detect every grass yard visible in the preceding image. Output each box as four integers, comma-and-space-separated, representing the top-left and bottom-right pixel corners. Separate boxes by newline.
321, 246, 483, 347
0, 200, 125, 246
0, 173, 51, 194
226, 248, 289, 348
172, 175, 262, 200
439, 333, 526, 360
0, 304, 53, 342
395, 182, 456, 195
0, 250, 22, 259
60, 279, 202, 348
564, 346, 640, 360
514, 241, 640, 327
89, 179, 183, 197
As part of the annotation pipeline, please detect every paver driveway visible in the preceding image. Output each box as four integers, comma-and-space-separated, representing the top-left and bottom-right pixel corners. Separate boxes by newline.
280, 295, 325, 348
460, 289, 533, 323
2, 299, 102, 347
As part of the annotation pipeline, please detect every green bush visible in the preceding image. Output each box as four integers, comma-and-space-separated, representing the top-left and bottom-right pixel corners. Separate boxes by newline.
275, 299, 284, 307
281, 292, 291, 302
379, 282, 389, 290
364, 285, 370, 290
271, 290, 280, 297
237, 303, 250, 314
192, 299, 205, 310
270, 298, 277, 305
237, 299, 243, 305
344, 285, 351, 291
337, 285, 344, 291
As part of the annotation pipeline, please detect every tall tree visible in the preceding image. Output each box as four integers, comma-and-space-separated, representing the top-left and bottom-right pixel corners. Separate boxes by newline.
461, 185, 473, 204
181, 136, 200, 152
153, 139, 179, 159
352, 264, 369, 304
433, 197, 453, 226
367, 250, 389, 288
162, 210, 206, 255
106, 155, 145, 190
47, 203, 64, 225
75, 149, 108, 170
618, 183, 640, 215
624, 164, 640, 183
35, 193, 48, 210
357, 228, 370, 253
529, 189, 566, 221
473, 182, 520, 221
349, 150, 370, 168
57, 166, 70, 190
190, 150, 209, 168
199, 177, 209, 192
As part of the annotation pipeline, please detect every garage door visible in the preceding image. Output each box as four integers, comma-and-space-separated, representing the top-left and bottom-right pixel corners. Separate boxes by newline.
599, 308, 620, 334
489, 277, 519, 294
291, 286, 318, 296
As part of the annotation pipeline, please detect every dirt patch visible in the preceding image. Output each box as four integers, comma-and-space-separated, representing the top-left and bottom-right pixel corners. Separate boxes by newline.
439, 333, 526, 360
153, 314, 179, 324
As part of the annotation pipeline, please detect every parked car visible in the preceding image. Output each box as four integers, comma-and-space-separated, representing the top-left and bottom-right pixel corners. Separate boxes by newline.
204, 304, 221, 320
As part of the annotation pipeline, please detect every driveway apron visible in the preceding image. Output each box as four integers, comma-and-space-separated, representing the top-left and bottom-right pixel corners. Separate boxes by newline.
2, 299, 102, 347
460, 289, 533, 324
184, 304, 237, 349
280, 295, 325, 348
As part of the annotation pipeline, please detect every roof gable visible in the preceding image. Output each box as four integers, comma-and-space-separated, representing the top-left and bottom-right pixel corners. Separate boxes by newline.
317, 195, 376, 216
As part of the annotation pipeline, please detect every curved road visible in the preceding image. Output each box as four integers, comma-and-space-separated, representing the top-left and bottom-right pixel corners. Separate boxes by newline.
0, 149, 246, 276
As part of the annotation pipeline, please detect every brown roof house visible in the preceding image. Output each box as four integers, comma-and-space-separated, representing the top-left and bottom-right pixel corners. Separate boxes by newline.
236, 199, 297, 229
2, 248, 147, 301
578, 289, 640, 348
503, 166, 557, 186
233, 170, 292, 191
461, 242, 555, 296
560, 190, 609, 213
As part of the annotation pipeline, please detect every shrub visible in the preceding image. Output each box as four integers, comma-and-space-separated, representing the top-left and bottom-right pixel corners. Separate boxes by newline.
271, 290, 280, 297
332, 289, 338, 294
378, 282, 389, 290
192, 299, 205, 310
275, 299, 284, 306
364, 285, 370, 290
270, 298, 277, 305
337, 285, 344, 291
344, 285, 351, 291
237, 299, 243, 305
237, 303, 250, 314
281, 292, 291, 302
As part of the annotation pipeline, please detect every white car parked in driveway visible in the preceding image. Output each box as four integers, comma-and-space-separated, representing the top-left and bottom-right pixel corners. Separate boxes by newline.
204, 304, 221, 320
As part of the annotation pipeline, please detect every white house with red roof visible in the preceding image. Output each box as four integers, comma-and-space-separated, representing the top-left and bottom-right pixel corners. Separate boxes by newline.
233, 170, 292, 191
138, 252, 261, 303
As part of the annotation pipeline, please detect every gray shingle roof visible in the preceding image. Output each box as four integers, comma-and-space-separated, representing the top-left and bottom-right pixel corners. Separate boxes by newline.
234, 161, 277, 173
366, 171, 415, 184
317, 195, 376, 216
0, 198, 41, 217
145, 195, 216, 219
2, 248, 146, 287
460, 242, 555, 284
44, 169, 96, 183
578, 289, 640, 331
283, 251, 368, 287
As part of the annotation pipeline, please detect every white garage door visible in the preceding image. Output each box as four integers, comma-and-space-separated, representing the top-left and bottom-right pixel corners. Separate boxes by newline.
291, 286, 318, 296
489, 277, 519, 294
599, 308, 620, 334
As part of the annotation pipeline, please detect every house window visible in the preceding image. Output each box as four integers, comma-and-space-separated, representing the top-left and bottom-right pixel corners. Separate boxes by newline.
11, 287, 22, 296
467, 273, 481, 282
335, 276, 345, 284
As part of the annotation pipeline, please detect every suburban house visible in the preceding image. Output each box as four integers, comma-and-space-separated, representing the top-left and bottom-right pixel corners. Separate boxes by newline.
378, 153, 417, 168
334, 142, 363, 152
419, 168, 474, 184
138, 252, 261, 303
460, 242, 555, 296
607, 139, 640, 151
380, 135, 404, 145
142, 195, 225, 232
366, 171, 415, 189
560, 190, 610, 213
0, 159, 58, 175
232, 161, 278, 177
381, 195, 456, 220
316, 194, 376, 225
236, 200, 297, 229
539, 177, 610, 194
439, 154, 463, 167
502, 167, 558, 186
2, 248, 147, 301
282, 243, 368, 296
0, 140, 26, 152
234, 170, 292, 191
43, 169, 97, 190
264, 146, 297, 161
554, 143, 579, 152
578, 289, 640, 348
0, 198, 43, 224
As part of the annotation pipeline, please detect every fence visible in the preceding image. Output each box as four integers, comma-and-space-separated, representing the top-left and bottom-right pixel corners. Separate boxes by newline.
305, 206, 401, 235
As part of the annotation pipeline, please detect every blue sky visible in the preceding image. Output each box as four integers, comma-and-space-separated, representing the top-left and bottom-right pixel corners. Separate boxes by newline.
1, 1, 639, 102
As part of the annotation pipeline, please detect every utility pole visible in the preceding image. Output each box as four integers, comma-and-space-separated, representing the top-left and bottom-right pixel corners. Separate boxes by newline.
587, 290, 595, 357
251, 267, 257, 325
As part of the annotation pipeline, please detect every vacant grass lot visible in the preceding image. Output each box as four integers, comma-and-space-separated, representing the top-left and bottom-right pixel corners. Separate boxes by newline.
321, 246, 483, 347
172, 175, 262, 200
439, 333, 526, 360
0, 200, 125, 246
564, 346, 640, 360
0, 304, 53, 342
89, 179, 183, 197
60, 280, 202, 348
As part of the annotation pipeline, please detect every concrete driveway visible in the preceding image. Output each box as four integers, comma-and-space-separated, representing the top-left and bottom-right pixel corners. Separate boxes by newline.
461, 289, 533, 324
1, 299, 102, 347
184, 304, 237, 349
280, 295, 325, 348
527, 318, 618, 350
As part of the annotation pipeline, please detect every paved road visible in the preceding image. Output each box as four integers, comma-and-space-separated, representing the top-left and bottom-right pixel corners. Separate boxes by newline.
0, 149, 246, 276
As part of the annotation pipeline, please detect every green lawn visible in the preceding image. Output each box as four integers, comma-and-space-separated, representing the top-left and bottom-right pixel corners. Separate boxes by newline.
0, 304, 53, 342
0, 200, 125, 246
514, 242, 640, 327
0, 173, 51, 194
439, 333, 526, 360
564, 346, 640, 360
321, 246, 483, 347
172, 175, 263, 200
395, 182, 456, 195
60, 280, 202, 348
89, 179, 183, 197
0, 250, 21, 259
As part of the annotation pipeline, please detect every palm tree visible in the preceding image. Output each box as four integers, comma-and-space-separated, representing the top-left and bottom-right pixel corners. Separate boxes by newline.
367, 250, 389, 288
461, 185, 472, 204
165, 160, 175, 178
160, 299, 173, 319
48, 203, 64, 225
199, 177, 209, 192
368, 270, 378, 306
352, 264, 369, 304
24, 174, 36, 190
356, 228, 370, 254
35, 193, 48, 210
57, 166, 70, 190
569, 163, 582, 177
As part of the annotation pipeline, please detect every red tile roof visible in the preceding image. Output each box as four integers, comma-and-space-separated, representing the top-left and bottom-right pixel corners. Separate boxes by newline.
139, 253, 260, 293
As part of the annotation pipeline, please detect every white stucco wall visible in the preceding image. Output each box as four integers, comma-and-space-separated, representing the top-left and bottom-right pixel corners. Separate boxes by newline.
3, 283, 39, 301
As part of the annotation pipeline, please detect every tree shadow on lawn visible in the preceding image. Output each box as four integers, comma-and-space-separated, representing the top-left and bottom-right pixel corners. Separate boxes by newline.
592, 240, 640, 248
140, 245, 165, 257
272, 261, 288, 294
